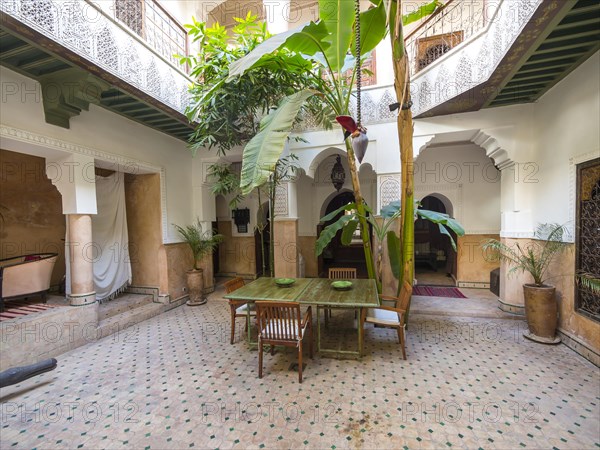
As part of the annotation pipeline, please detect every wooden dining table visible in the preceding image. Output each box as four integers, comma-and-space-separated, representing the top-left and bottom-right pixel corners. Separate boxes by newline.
223, 277, 380, 358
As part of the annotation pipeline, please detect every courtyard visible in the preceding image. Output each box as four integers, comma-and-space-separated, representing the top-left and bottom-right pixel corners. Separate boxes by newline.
1, 284, 598, 449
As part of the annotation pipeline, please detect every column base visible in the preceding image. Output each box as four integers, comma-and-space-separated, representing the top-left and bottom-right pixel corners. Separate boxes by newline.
68, 292, 96, 306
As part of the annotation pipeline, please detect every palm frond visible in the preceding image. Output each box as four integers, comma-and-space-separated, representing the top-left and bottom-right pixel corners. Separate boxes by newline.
173, 219, 223, 270
578, 273, 600, 295
482, 223, 568, 286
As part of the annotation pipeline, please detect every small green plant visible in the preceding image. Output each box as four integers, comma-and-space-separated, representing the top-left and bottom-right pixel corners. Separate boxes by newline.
482, 223, 569, 287
173, 219, 223, 270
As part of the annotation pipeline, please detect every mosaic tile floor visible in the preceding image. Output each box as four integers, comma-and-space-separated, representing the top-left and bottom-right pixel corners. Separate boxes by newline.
1, 286, 598, 450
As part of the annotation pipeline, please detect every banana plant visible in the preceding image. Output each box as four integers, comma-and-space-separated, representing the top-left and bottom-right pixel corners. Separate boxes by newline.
316, 201, 464, 284
228, 0, 439, 293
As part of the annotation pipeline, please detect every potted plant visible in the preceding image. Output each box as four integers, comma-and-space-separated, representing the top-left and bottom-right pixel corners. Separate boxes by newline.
482, 223, 568, 344
174, 219, 223, 306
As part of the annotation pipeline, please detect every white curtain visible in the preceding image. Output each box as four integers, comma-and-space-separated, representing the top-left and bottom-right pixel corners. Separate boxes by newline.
65, 172, 132, 301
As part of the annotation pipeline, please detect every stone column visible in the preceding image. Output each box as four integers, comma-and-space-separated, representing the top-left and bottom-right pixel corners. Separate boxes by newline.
273, 180, 299, 278
498, 162, 533, 315
47, 153, 97, 307
66, 214, 96, 306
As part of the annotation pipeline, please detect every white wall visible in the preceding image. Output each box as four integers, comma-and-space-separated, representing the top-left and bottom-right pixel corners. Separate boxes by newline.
413, 50, 600, 239
530, 51, 600, 230
0, 66, 194, 243
415, 143, 501, 234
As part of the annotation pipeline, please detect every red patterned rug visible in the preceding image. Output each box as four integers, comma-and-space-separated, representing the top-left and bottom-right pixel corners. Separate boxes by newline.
412, 286, 467, 298
0, 300, 62, 321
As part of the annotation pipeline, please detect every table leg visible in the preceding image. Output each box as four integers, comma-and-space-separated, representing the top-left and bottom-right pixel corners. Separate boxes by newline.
316, 305, 322, 353
246, 305, 258, 350
358, 307, 363, 356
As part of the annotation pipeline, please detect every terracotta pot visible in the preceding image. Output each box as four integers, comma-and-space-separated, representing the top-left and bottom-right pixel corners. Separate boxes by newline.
186, 269, 206, 306
523, 284, 560, 344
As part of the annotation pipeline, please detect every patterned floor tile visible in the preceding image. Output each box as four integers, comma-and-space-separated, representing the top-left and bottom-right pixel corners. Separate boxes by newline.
1, 284, 598, 449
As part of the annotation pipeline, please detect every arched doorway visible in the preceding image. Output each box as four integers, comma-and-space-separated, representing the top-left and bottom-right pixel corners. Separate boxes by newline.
415, 195, 457, 286
317, 191, 368, 277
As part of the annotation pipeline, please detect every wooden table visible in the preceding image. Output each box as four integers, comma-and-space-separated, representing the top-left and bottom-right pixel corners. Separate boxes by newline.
300, 278, 379, 358
223, 277, 379, 358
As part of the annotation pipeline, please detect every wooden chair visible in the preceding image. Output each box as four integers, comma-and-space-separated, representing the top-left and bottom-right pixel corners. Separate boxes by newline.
224, 277, 255, 344
325, 268, 358, 324
255, 301, 313, 383
362, 281, 413, 359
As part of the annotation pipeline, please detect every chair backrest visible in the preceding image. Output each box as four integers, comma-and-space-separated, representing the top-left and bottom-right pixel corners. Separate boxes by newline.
224, 277, 245, 294
378, 281, 413, 324
328, 267, 357, 280
256, 301, 303, 342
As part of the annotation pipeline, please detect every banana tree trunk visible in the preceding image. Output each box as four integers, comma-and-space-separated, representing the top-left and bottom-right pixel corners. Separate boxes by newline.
343, 139, 381, 293
392, 1, 415, 296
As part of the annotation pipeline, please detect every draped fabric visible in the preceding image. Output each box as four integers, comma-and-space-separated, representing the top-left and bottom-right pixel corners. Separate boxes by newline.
65, 172, 132, 301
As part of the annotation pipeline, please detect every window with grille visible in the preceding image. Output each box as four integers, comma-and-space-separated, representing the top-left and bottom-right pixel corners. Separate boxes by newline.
575, 157, 600, 322
416, 31, 464, 72
114, 0, 187, 67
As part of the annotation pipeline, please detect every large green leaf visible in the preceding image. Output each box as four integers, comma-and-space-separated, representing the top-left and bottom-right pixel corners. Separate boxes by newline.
228, 22, 329, 80
381, 200, 401, 218
319, 0, 355, 74
387, 230, 401, 280
319, 201, 356, 223
437, 223, 457, 251
402, 0, 440, 25
239, 90, 315, 195
353, 1, 387, 55
416, 209, 465, 236
284, 21, 330, 55
341, 219, 359, 245
316, 214, 355, 256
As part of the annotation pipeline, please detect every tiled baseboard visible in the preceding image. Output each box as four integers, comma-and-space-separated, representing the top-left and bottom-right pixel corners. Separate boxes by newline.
558, 329, 600, 367
498, 298, 525, 315
458, 281, 490, 288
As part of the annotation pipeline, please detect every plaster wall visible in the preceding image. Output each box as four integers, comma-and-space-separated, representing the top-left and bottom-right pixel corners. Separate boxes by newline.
530, 52, 600, 229
216, 220, 256, 278
273, 219, 298, 278
124, 173, 162, 288
0, 149, 65, 287
0, 67, 194, 244
414, 143, 501, 233
456, 234, 500, 286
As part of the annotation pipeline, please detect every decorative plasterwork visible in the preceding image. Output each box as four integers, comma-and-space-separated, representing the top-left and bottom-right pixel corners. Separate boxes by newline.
0, 0, 192, 116
568, 151, 600, 243
410, 0, 542, 117
471, 130, 514, 170
296, 88, 399, 132
378, 174, 401, 212
274, 182, 289, 216
0, 124, 171, 244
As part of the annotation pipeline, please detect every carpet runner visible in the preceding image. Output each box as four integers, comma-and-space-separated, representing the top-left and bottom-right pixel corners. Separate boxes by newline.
0, 300, 62, 321
413, 286, 467, 298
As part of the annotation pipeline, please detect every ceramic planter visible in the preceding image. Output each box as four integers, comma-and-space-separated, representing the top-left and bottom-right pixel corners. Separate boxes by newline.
186, 269, 206, 306
523, 284, 560, 344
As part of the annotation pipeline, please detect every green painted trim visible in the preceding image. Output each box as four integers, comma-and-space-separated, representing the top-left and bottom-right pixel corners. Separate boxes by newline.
529, 43, 600, 101
482, 0, 577, 109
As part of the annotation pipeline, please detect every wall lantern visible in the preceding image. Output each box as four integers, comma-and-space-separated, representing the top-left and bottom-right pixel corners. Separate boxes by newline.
232, 208, 250, 233
330, 155, 346, 191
